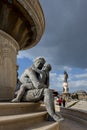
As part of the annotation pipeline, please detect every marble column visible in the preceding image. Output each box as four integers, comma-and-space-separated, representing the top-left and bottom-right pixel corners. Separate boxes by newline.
0, 30, 19, 101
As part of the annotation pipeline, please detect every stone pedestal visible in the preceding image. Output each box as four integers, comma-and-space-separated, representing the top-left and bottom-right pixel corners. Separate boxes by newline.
0, 30, 19, 101
63, 82, 69, 93
62, 82, 70, 101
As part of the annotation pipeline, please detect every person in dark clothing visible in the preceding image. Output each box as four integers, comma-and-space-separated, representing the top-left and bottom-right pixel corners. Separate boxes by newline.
62, 98, 66, 107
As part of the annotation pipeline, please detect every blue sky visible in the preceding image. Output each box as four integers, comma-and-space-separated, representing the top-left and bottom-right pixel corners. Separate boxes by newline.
17, 0, 87, 93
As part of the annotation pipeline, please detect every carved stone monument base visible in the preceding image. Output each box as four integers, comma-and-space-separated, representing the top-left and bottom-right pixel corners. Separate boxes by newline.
0, 30, 19, 101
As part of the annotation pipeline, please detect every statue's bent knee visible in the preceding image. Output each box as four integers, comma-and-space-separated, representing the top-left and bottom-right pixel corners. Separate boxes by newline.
44, 88, 51, 94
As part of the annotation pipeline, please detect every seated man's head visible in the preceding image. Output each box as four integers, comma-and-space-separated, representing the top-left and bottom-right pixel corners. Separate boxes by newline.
42, 64, 52, 72
34, 57, 46, 69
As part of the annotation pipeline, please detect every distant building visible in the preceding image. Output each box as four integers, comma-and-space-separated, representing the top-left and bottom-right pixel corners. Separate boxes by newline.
72, 90, 87, 100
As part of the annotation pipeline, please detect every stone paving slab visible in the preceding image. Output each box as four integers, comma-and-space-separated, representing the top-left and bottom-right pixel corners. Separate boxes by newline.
59, 117, 87, 130
71, 100, 87, 111
26, 122, 59, 130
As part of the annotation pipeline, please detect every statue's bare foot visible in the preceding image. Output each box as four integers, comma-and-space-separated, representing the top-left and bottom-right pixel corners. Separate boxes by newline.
11, 98, 20, 102
58, 117, 64, 122
47, 114, 64, 122
53, 114, 64, 122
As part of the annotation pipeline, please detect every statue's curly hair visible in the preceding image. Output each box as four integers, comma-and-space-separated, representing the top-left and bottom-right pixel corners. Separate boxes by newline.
44, 64, 52, 71
34, 56, 46, 64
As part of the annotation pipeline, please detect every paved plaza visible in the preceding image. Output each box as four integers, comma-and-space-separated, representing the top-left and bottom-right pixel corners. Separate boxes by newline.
71, 100, 87, 111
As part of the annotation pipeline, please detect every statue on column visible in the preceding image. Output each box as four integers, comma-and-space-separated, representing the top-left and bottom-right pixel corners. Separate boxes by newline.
63, 71, 69, 93
12, 57, 64, 122
64, 71, 68, 82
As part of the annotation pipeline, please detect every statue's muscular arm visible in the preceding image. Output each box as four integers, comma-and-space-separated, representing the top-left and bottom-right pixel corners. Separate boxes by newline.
32, 66, 46, 83
28, 68, 47, 89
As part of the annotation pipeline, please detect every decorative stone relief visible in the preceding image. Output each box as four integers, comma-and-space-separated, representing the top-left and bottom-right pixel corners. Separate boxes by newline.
0, 30, 19, 101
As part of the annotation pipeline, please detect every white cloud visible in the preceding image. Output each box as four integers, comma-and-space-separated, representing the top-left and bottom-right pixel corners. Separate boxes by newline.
50, 73, 63, 91
85, 68, 87, 71
75, 73, 87, 78
69, 80, 87, 90
17, 51, 33, 60
63, 77, 87, 92
50, 72, 87, 92
50, 72, 67, 91
63, 66, 72, 71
